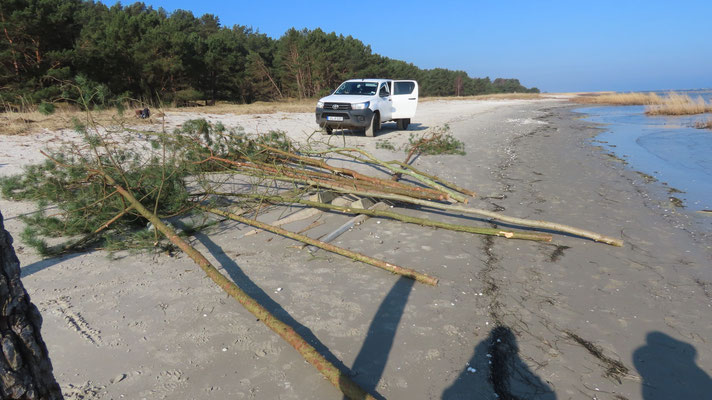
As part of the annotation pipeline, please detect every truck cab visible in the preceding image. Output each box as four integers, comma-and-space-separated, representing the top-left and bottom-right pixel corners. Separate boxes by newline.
315, 79, 419, 137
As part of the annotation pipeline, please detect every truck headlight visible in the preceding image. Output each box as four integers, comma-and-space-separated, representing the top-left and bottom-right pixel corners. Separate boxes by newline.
352, 101, 369, 110
317, 100, 324, 108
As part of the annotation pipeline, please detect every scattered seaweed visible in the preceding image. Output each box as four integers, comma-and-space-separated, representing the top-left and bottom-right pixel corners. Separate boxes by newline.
548, 245, 571, 262
669, 197, 685, 208
565, 331, 629, 384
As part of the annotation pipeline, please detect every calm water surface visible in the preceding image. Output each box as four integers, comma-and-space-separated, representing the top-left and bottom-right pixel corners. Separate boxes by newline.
575, 101, 712, 211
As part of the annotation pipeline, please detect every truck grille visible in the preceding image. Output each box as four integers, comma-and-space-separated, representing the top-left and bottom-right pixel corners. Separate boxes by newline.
324, 102, 351, 111
321, 112, 350, 119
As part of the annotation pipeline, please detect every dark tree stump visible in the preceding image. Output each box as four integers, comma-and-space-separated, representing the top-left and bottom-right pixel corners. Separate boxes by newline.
0, 211, 63, 399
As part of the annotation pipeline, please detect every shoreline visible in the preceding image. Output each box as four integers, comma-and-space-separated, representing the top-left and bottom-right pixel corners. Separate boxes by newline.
1, 99, 710, 399
568, 104, 712, 241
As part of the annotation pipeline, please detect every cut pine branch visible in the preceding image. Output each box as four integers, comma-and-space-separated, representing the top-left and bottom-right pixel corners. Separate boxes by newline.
255, 143, 448, 197
198, 205, 439, 286
387, 159, 477, 197
83, 171, 375, 399
205, 155, 448, 201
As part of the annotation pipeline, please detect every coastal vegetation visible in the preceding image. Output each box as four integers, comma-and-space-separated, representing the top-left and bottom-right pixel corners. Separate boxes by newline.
575, 92, 665, 105
695, 118, 712, 130
575, 92, 712, 116
644, 93, 712, 116
0, 0, 538, 115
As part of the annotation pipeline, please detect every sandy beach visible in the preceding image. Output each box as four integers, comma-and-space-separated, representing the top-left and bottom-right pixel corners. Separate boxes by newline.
1, 98, 710, 399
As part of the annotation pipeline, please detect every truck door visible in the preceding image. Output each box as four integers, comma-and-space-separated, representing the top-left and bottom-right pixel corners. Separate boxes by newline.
377, 82, 392, 122
391, 80, 418, 119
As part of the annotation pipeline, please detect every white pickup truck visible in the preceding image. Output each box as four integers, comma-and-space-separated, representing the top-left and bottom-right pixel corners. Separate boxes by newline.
315, 78, 419, 137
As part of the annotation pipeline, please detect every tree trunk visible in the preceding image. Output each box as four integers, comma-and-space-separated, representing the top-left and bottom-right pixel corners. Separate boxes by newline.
0, 211, 63, 400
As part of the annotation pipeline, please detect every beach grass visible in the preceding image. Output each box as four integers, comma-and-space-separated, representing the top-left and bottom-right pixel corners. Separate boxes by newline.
0, 99, 315, 135
0, 103, 155, 135
161, 99, 315, 115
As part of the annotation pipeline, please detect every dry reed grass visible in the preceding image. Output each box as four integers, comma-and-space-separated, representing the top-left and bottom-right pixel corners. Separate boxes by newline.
575, 91, 712, 116
645, 93, 712, 116
573, 92, 665, 105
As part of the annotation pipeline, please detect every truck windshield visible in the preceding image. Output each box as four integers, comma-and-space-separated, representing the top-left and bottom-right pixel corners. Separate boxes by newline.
333, 82, 378, 95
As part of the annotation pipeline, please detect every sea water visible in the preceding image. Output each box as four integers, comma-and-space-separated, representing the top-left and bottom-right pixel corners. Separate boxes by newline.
574, 92, 712, 212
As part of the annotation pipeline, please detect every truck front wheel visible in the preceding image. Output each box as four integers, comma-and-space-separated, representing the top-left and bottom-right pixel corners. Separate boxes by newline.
396, 118, 410, 130
365, 112, 379, 137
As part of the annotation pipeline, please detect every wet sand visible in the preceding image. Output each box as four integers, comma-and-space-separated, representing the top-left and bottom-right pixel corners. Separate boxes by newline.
1, 99, 710, 399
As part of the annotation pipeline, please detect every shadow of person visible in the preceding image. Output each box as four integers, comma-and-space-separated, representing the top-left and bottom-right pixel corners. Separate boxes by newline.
340, 276, 415, 400
442, 326, 556, 400
188, 230, 355, 380
633, 331, 712, 399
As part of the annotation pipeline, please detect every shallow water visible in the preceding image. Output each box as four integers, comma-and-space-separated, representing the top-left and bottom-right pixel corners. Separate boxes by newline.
575, 105, 712, 211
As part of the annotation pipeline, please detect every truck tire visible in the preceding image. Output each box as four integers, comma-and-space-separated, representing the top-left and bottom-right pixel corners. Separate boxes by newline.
324, 126, 333, 135
365, 112, 379, 137
397, 118, 410, 130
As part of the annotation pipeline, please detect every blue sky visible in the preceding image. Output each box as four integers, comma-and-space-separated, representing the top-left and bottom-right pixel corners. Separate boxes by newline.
113, 0, 712, 92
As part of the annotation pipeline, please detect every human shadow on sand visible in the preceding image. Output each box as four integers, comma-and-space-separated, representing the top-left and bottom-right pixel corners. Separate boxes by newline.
442, 326, 556, 400
191, 231, 359, 383
340, 276, 415, 400
633, 331, 712, 399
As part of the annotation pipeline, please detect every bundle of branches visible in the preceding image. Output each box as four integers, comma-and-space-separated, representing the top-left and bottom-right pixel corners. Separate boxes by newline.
191, 129, 621, 246
0, 125, 192, 255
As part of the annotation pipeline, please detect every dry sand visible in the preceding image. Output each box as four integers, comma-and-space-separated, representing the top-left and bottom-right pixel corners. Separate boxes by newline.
1, 98, 710, 399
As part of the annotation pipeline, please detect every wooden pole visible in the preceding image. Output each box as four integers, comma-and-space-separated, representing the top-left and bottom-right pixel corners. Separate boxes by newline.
98, 175, 375, 400
198, 205, 439, 286
236, 186, 622, 246
215, 193, 552, 243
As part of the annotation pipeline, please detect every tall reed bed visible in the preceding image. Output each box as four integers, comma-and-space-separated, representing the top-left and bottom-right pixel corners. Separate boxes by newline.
575, 92, 712, 116
645, 93, 712, 116
574, 92, 665, 105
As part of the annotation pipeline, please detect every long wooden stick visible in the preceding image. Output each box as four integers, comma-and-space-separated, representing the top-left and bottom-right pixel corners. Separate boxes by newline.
354, 191, 623, 246
199, 205, 439, 286
229, 186, 621, 246
307, 202, 390, 253
97, 175, 375, 400
210, 193, 552, 242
